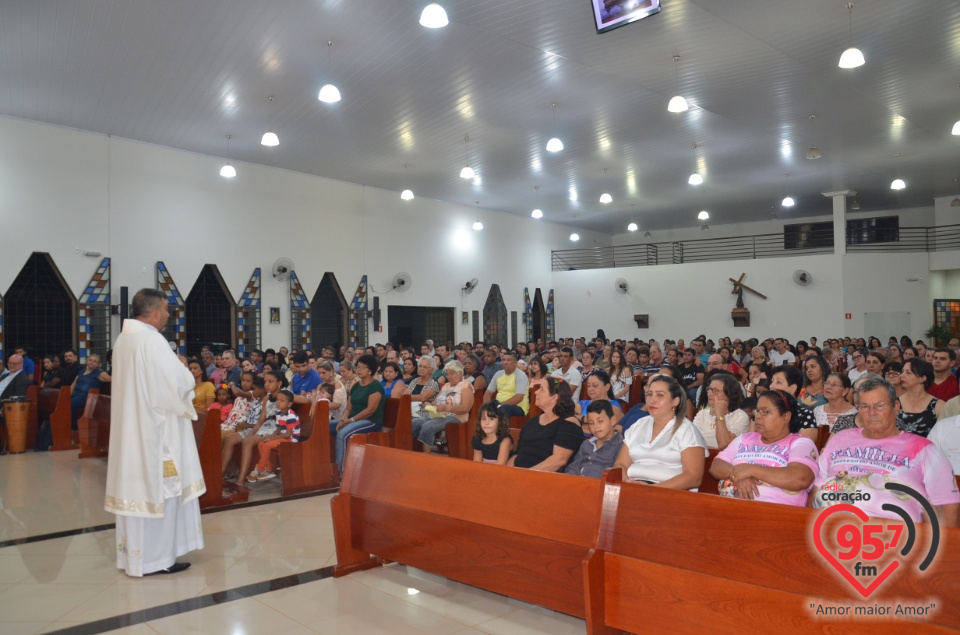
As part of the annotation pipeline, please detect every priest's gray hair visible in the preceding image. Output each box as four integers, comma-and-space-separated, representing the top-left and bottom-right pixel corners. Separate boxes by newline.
132, 288, 166, 318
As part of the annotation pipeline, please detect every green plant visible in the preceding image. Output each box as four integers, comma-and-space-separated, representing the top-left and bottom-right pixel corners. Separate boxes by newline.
924, 324, 955, 347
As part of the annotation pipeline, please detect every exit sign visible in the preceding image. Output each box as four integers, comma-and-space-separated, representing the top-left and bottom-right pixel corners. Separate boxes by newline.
845, 313, 852, 320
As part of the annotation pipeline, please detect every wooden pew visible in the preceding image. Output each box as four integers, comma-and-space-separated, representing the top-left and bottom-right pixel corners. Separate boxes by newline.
77, 391, 108, 458
445, 387, 482, 459
278, 400, 337, 496
332, 438, 608, 618
698, 448, 721, 495
583, 478, 960, 634
24, 385, 42, 450
194, 408, 249, 509
508, 384, 540, 430
48, 386, 78, 452
365, 394, 412, 451
627, 374, 646, 408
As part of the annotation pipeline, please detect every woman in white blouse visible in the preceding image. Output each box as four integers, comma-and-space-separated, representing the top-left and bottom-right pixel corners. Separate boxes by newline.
614, 374, 708, 490
692, 373, 750, 450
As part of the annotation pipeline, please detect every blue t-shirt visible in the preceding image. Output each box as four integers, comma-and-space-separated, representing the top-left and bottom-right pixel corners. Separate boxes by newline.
291, 368, 322, 396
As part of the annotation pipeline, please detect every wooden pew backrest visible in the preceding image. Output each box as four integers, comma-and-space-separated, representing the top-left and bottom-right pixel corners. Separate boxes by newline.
333, 438, 610, 618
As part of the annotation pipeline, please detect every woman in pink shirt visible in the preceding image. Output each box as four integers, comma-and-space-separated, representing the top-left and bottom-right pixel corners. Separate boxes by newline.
710, 389, 819, 506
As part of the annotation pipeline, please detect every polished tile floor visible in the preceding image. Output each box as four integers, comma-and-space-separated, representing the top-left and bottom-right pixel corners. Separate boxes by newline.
0, 451, 586, 634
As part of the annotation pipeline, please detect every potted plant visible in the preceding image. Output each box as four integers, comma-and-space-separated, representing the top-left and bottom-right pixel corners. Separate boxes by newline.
924, 324, 955, 347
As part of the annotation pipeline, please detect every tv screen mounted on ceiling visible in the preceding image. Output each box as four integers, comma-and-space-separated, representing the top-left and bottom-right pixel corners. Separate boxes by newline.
591, 0, 661, 34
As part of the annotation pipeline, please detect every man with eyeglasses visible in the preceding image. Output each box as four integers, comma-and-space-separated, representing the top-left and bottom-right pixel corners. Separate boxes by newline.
847, 347, 868, 383
813, 377, 959, 527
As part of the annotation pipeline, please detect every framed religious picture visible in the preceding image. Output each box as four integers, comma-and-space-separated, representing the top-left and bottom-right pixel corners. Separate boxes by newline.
590, 0, 661, 34
270, 307, 281, 324
462, 311, 469, 325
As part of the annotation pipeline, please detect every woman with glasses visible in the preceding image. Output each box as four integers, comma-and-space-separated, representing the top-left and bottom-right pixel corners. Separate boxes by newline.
882, 361, 905, 397
692, 373, 749, 450
709, 389, 819, 506
613, 374, 707, 490
897, 358, 943, 438
813, 373, 857, 431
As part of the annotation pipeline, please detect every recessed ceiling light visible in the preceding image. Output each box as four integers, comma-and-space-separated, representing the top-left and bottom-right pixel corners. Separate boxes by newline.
419, 3, 449, 28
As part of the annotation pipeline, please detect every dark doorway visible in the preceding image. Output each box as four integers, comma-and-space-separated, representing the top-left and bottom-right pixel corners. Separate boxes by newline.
387, 306, 454, 351
5, 252, 77, 357
482, 284, 508, 347
311, 272, 348, 351
185, 264, 236, 356
532, 289, 547, 342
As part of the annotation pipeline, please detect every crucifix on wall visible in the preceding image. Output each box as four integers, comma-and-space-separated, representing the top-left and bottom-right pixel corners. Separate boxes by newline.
729, 273, 766, 327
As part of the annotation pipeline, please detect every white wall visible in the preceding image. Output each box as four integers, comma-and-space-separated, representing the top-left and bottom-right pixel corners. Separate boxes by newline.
553, 254, 844, 343
0, 116, 610, 350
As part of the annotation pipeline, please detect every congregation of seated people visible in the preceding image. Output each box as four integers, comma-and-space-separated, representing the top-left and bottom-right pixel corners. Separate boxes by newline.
5, 332, 960, 527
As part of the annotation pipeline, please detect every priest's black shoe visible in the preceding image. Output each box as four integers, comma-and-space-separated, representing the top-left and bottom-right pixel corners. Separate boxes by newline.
145, 562, 191, 576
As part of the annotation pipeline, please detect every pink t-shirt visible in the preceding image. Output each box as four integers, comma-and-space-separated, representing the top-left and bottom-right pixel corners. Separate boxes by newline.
814, 428, 960, 521
716, 432, 819, 507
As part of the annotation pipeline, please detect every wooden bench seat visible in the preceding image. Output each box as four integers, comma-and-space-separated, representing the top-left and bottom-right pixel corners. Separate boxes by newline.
583, 477, 960, 633
194, 408, 249, 509
363, 394, 412, 451
332, 438, 608, 618
277, 400, 337, 496
42, 386, 77, 452
77, 391, 108, 458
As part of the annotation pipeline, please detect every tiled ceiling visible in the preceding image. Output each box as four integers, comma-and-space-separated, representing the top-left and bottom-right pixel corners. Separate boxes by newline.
2, 0, 960, 233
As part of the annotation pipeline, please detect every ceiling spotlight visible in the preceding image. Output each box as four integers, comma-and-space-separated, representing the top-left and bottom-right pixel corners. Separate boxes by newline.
697, 210, 709, 221
838, 4, 865, 69
570, 233, 580, 242
782, 196, 796, 207
627, 222, 638, 232
891, 178, 906, 190
667, 56, 689, 113
531, 208, 543, 219
400, 189, 414, 201
419, 3, 449, 28
599, 193, 613, 204
472, 220, 483, 231
806, 147, 822, 160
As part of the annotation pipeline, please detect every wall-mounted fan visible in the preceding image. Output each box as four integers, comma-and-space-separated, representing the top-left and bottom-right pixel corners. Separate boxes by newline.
462, 278, 479, 293
392, 272, 412, 292
615, 278, 629, 294
793, 270, 813, 287
272, 257, 294, 281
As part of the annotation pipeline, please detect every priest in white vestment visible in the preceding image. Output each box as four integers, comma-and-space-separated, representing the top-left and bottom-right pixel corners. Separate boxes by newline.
105, 288, 205, 577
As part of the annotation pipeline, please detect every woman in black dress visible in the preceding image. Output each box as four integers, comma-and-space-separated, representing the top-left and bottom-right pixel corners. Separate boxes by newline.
509, 377, 582, 471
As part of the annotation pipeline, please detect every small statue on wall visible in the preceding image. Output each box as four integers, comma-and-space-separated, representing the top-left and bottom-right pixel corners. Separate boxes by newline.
729, 273, 767, 327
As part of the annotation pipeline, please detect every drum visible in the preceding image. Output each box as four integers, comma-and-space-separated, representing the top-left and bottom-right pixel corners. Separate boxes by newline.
3, 397, 31, 454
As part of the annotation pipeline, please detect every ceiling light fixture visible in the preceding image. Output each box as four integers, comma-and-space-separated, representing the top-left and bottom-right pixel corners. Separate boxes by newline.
419, 3, 449, 28
599, 193, 612, 204
806, 115, 821, 159
261, 96, 279, 146
472, 200, 483, 231
667, 55, 689, 113
838, 3, 865, 69
219, 134, 236, 178
891, 153, 905, 190
781, 173, 795, 207
460, 135, 475, 179
952, 197, 960, 207
688, 143, 703, 184
850, 198, 861, 210
643, 230, 652, 238
627, 222, 638, 232
697, 210, 709, 221
400, 163, 414, 200
318, 41, 342, 103
570, 233, 580, 242
701, 224, 710, 231
531, 185, 543, 219
546, 103, 563, 152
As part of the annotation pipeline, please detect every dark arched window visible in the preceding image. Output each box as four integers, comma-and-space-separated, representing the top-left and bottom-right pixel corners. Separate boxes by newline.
6, 252, 77, 357
311, 272, 348, 351
185, 264, 236, 356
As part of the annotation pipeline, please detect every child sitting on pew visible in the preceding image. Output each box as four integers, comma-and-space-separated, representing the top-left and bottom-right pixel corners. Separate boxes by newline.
472, 401, 512, 465
564, 400, 623, 478
247, 388, 301, 483
220, 372, 257, 438
209, 383, 234, 422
